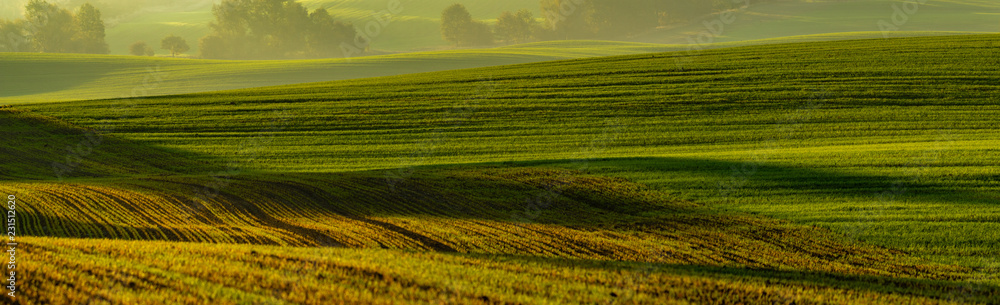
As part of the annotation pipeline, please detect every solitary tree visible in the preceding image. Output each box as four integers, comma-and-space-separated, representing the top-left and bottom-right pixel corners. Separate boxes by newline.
441, 4, 493, 46
198, 35, 227, 59
441, 4, 473, 45
129, 41, 153, 56
495, 9, 536, 44
464, 21, 494, 46
200, 0, 357, 59
25, 0, 78, 53
73, 3, 109, 54
0, 19, 34, 52
307, 8, 355, 57
161, 34, 189, 57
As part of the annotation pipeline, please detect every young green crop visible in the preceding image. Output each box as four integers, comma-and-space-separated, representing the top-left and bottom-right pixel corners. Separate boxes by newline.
5, 34, 1000, 304
17, 34, 1000, 268
19, 236, 999, 304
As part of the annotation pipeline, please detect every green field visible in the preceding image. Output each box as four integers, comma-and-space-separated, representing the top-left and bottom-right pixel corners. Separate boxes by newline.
2, 34, 1000, 303
0, 40, 677, 104
0, 31, 982, 104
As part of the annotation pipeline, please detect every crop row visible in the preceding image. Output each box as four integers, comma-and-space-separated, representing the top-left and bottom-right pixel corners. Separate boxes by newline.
17, 236, 997, 304
0, 167, 978, 281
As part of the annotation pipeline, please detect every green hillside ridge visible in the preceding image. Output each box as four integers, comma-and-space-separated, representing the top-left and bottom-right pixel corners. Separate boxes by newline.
22, 236, 992, 304
4, 34, 1000, 304
1, 109, 996, 303
17, 34, 1000, 270
0, 40, 673, 104
1, 31, 986, 104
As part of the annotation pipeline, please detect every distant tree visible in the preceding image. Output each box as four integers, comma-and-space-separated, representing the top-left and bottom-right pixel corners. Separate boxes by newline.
0, 19, 34, 52
72, 3, 109, 54
307, 8, 355, 57
129, 41, 146, 56
161, 34, 189, 57
441, 4, 472, 45
539, 0, 669, 39
590, 0, 661, 38
251, 0, 309, 58
25, 0, 78, 53
464, 21, 494, 46
441, 4, 493, 47
198, 35, 227, 59
129, 41, 154, 56
540, 0, 595, 39
495, 9, 536, 44
201, 0, 356, 59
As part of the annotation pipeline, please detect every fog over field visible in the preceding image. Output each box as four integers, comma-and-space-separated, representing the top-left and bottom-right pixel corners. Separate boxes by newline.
2, 0, 997, 56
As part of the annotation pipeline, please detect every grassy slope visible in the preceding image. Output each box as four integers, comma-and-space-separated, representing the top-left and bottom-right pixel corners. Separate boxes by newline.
0, 41, 686, 104
18, 34, 1000, 267
5, 35, 1000, 303
0, 31, 982, 104
0, 109, 993, 304
22, 236, 994, 304
24, 236, 991, 305
0, 108, 213, 180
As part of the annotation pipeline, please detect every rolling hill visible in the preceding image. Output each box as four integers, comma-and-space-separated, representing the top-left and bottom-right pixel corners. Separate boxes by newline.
2, 105, 995, 304
0, 40, 677, 104
4, 34, 1000, 303
0, 31, 985, 104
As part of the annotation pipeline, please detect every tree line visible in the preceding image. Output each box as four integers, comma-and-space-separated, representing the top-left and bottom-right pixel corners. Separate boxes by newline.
198, 0, 358, 59
0, 0, 108, 53
1, 0, 360, 59
444, 0, 766, 46
3, 0, 779, 58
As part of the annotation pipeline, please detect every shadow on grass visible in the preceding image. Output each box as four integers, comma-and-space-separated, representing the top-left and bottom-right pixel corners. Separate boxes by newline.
447, 251, 1000, 304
